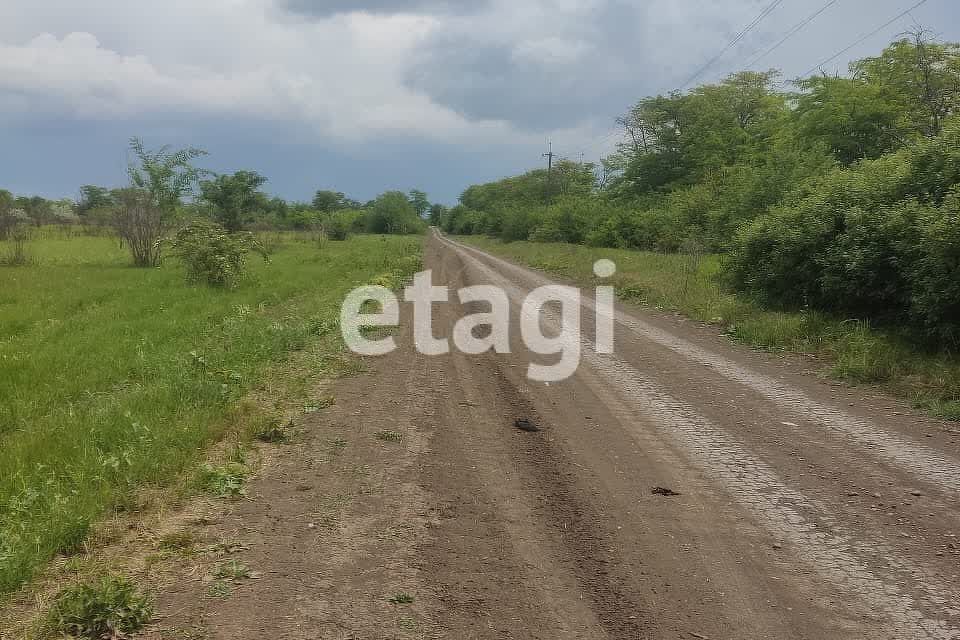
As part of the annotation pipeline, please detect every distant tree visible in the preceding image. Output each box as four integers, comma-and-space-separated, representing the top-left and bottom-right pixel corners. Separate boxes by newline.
408, 189, 430, 218
366, 191, 423, 234
2, 209, 31, 265
200, 170, 268, 232
0, 189, 13, 240
77, 185, 115, 216
121, 137, 207, 266
311, 190, 358, 212
14, 196, 52, 227
427, 203, 446, 226
50, 200, 79, 231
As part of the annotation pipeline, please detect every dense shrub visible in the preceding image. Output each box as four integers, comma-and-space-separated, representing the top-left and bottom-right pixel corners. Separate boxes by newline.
365, 191, 426, 235
324, 212, 355, 240
169, 221, 267, 287
729, 121, 960, 344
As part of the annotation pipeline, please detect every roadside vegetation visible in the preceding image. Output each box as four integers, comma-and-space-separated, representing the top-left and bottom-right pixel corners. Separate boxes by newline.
0, 230, 421, 594
459, 236, 960, 420
0, 138, 427, 597
443, 33, 960, 417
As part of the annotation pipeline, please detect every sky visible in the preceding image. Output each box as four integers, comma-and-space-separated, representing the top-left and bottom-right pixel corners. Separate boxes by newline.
1, 0, 958, 205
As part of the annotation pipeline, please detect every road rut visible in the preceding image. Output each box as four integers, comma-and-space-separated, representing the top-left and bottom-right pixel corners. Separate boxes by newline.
143, 231, 960, 640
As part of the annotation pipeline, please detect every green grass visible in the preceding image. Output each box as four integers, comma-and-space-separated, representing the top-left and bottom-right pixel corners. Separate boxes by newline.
0, 229, 422, 593
46, 574, 152, 638
458, 236, 960, 420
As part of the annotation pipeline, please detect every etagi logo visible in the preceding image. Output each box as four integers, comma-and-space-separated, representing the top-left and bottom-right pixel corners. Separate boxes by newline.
341, 260, 618, 383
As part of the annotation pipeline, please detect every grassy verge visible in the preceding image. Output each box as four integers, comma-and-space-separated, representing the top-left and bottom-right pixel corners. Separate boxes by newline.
0, 230, 422, 593
457, 236, 960, 421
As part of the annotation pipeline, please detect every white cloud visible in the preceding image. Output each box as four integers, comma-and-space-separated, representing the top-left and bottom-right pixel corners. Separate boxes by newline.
0, 3, 547, 145
0, 0, 956, 156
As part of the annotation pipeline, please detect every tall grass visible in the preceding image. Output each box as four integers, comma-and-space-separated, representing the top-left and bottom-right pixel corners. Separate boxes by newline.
0, 231, 422, 593
460, 237, 960, 421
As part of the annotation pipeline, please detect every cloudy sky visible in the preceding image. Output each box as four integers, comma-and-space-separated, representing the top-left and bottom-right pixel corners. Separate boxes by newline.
1, 0, 958, 204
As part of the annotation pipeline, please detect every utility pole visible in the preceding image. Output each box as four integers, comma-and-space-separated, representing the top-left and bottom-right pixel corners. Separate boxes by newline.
543, 141, 554, 174
578, 151, 584, 165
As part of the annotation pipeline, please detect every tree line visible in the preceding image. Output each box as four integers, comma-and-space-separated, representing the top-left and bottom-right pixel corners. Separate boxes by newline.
0, 140, 439, 266
441, 32, 960, 346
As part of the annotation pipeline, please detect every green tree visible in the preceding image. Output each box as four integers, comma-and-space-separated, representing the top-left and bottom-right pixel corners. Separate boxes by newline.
366, 191, 424, 234
0, 189, 13, 239
14, 196, 52, 227
76, 186, 115, 216
427, 203, 446, 226
311, 190, 358, 212
792, 76, 908, 165
408, 189, 430, 218
121, 138, 207, 266
200, 170, 268, 232
854, 33, 960, 138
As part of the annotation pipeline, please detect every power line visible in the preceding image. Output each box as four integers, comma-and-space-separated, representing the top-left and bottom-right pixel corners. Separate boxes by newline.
584, 2, 791, 160
801, 0, 930, 77
542, 141, 555, 174
744, 0, 841, 69
581, 0, 933, 165
680, 0, 787, 89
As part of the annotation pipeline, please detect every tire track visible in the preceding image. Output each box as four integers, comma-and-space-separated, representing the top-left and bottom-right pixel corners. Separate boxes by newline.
438, 232, 960, 639
446, 235, 960, 497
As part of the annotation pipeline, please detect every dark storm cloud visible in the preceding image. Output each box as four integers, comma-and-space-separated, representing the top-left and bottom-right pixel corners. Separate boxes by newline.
403, 2, 669, 131
281, 0, 486, 17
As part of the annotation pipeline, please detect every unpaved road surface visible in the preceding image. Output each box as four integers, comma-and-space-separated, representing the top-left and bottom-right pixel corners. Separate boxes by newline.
146, 232, 960, 640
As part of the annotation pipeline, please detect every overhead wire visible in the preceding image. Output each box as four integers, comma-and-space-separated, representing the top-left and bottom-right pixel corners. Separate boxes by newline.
800, 0, 930, 76
679, 0, 787, 89
583, 0, 933, 163
743, 0, 841, 70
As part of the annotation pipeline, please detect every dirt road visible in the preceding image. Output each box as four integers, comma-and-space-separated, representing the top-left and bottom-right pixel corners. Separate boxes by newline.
147, 231, 960, 640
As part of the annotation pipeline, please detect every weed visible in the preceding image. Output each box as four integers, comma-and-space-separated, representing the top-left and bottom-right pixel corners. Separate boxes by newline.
207, 580, 232, 598
213, 560, 251, 581
195, 463, 249, 498
302, 396, 335, 413
254, 418, 290, 444
47, 575, 152, 638
374, 430, 404, 443
158, 531, 198, 553
389, 593, 415, 605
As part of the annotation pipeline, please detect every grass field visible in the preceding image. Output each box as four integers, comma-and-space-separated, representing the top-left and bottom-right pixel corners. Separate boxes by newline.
0, 229, 422, 593
458, 236, 960, 421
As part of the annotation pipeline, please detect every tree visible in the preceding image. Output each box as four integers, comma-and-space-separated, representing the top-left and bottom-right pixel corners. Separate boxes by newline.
619, 71, 787, 196
15, 196, 52, 227
854, 33, 960, 139
0, 189, 13, 240
792, 76, 908, 165
200, 170, 268, 232
120, 138, 207, 266
366, 191, 423, 234
428, 203, 447, 226
76, 185, 115, 216
408, 189, 430, 218
311, 190, 357, 212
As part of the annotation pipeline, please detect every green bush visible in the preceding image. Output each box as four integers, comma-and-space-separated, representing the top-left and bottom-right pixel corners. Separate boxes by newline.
48, 575, 153, 638
325, 215, 351, 241
909, 191, 960, 343
169, 221, 267, 287
729, 120, 960, 345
